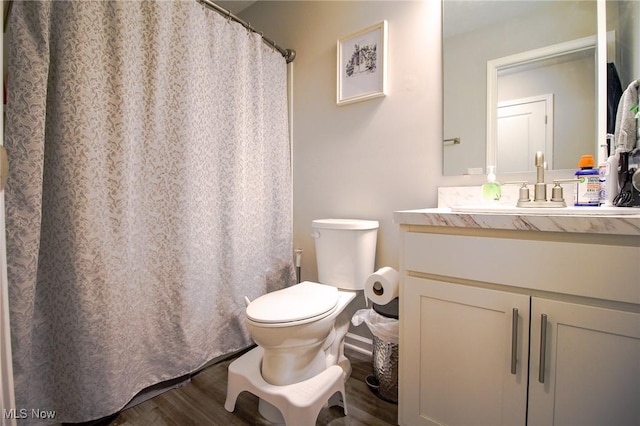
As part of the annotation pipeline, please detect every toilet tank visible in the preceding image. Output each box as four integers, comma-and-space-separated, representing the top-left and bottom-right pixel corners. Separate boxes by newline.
312, 219, 379, 290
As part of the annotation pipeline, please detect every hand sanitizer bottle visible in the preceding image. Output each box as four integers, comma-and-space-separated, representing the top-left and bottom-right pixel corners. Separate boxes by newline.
482, 166, 501, 202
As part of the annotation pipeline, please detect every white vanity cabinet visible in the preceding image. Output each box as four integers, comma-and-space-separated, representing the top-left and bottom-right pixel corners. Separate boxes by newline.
396, 217, 640, 426
403, 277, 530, 425
528, 298, 640, 425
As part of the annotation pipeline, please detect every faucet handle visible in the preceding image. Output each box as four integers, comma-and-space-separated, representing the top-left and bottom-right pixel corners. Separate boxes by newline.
535, 151, 545, 167
549, 180, 578, 205
550, 182, 564, 203
506, 181, 531, 204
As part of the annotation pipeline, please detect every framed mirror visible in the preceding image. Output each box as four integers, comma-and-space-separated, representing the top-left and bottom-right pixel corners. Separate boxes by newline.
443, 0, 604, 177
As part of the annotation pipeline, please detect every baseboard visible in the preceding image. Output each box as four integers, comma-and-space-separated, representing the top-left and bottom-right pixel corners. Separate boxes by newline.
344, 332, 373, 357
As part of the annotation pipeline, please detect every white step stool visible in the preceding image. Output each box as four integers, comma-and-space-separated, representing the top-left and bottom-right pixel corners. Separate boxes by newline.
224, 346, 348, 425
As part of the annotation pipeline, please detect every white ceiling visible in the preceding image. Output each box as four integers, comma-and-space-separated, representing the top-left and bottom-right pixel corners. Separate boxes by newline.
214, 1, 257, 15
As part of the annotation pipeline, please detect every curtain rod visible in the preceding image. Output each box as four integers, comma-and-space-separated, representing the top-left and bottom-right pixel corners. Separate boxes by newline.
197, 0, 296, 63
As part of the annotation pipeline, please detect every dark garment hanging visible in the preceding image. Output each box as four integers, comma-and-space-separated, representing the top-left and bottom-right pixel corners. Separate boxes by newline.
607, 63, 623, 143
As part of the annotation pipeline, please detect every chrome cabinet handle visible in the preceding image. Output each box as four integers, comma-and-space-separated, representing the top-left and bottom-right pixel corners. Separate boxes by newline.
511, 308, 518, 375
538, 314, 548, 383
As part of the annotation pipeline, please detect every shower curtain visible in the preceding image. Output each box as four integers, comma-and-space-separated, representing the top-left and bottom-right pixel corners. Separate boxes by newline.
5, 1, 295, 422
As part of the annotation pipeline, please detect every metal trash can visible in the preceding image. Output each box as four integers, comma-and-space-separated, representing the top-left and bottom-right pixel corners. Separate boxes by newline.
370, 334, 399, 402
358, 299, 399, 404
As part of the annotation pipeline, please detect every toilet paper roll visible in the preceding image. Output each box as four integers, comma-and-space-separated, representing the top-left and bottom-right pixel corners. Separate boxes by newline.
365, 266, 399, 305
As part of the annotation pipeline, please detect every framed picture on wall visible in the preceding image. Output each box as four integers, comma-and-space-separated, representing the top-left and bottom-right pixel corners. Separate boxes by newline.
337, 20, 388, 106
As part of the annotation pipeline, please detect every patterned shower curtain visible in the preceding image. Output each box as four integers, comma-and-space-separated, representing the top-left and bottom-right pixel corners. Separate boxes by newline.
5, 1, 295, 422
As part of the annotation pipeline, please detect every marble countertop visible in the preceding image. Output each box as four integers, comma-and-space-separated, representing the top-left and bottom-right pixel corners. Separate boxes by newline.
393, 207, 640, 236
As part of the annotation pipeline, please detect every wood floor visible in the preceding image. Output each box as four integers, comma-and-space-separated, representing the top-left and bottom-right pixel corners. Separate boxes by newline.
77, 347, 398, 426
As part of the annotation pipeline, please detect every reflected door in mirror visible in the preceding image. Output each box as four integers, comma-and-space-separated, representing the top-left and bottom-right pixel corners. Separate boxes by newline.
497, 96, 552, 173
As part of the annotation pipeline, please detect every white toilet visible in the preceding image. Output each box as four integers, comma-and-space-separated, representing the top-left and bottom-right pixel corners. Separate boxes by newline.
244, 218, 379, 422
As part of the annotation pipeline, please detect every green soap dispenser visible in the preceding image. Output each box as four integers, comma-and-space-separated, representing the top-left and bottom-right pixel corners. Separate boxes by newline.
482, 165, 502, 202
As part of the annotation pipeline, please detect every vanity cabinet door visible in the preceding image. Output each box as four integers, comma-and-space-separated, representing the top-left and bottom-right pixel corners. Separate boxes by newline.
401, 277, 529, 426
528, 298, 640, 425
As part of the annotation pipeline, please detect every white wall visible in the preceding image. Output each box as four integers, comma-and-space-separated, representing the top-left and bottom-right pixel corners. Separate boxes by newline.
241, 1, 442, 337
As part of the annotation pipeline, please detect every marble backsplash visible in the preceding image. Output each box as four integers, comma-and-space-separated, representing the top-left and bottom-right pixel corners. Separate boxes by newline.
438, 183, 576, 208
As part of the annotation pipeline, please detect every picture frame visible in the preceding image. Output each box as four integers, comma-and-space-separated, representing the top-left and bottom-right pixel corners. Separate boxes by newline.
337, 20, 388, 106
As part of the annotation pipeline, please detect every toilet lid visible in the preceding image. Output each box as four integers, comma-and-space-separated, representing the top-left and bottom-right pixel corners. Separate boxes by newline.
246, 281, 338, 324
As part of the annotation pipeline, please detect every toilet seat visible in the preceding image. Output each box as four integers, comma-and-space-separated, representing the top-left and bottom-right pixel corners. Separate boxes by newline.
246, 281, 338, 327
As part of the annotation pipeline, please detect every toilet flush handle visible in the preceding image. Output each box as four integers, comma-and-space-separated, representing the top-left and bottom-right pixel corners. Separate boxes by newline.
311, 231, 320, 239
